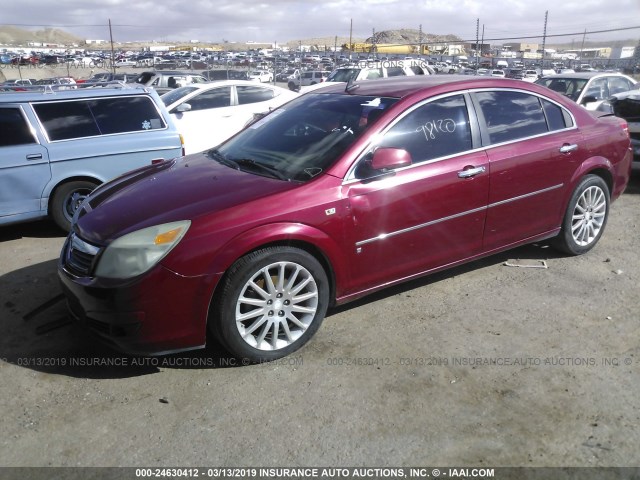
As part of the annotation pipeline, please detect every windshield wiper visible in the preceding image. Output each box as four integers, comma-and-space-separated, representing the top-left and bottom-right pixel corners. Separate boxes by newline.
208, 149, 240, 170
231, 158, 290, 181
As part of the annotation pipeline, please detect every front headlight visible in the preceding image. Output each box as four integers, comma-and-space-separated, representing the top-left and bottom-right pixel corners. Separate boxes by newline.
95, 221, 191, 279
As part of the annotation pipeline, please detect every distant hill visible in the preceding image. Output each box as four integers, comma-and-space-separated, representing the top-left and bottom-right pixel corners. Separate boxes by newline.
0, 25, 635, 51
0, 26, 83, 46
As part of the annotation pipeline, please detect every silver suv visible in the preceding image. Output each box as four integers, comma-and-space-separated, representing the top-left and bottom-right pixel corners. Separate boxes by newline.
134, 70, 208, 94
287, 70, 329, 91
0, 85, 184, 230
326, 60, 434, 82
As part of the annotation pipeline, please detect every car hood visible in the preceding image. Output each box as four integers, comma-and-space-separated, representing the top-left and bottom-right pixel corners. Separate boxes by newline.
74, 153, 298, 244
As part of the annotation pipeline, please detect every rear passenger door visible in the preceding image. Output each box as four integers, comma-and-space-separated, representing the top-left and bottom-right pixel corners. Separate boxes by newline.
0, 105, 50, 219
472, 89, 584, 251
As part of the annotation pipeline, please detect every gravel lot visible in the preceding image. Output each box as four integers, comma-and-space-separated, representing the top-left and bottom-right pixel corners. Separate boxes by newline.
0, 117, 639, 469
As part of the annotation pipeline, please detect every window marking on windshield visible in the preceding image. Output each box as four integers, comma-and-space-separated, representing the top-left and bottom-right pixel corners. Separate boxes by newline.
304, 167, 323, 178
361, 98, 382, 107
416, 118, 456, 141
141, 120, 151, 130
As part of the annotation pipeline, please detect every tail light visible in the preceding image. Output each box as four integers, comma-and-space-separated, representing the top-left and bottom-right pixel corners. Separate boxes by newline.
619, 119, 629, 138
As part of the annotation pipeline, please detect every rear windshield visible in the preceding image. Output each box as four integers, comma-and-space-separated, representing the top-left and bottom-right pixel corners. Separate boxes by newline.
33, 95, 167, 141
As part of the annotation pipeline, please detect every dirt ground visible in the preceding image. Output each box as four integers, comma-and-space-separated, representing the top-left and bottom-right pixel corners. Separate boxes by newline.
0, 163, 639, 470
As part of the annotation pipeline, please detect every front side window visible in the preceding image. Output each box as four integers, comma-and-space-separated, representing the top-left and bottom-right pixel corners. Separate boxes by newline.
188, 87, 231, 110
161, 86, 199, 107
237, 86, 275, 105
386, 67, 405, 77
0, 107, 37, 147
583, 77, 608, 101
374, 94, 472, 165
475, 91, 548, 144
608, 76, 635, 96
33, 96, 166, 141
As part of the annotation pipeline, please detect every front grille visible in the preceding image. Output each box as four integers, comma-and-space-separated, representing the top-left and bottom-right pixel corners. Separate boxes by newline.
64, 234, 101, 277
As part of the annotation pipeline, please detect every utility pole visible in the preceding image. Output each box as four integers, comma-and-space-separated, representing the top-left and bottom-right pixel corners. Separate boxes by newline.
419, 24, 423, 60
475, 18, 479, 68
109, 18, 116, 75
541, 10, 548, 68
349, 18, 353, 61
580, 28, 587, 65
372, 28, 376, 59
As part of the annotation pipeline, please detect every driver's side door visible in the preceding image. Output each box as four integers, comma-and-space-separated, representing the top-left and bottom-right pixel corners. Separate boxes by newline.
171, 86, 233, 154
342, 94, 490, 292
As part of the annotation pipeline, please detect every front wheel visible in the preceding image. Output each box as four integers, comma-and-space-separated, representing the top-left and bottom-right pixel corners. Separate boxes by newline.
211, 246, 330, 362
50, 180, 98, 232
552, 175, 610, 255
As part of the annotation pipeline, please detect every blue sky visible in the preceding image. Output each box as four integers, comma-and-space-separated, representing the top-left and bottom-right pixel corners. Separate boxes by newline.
2, 0, 639, 45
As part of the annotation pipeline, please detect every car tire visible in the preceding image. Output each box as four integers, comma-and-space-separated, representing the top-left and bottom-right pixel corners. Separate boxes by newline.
288, 81, 298, 91
552, 174, 610, 255
211, 246, 330, 362
50, 180, 98, 232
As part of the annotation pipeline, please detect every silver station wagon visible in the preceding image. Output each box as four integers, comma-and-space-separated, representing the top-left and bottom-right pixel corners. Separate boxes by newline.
0, 85, 184, 231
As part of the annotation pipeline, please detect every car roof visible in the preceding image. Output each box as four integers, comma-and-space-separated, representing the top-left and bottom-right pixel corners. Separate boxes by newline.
306, 75, 538, 99
540, 72, 625, 79
0, 84, 157, 103
186, 80, 286, 89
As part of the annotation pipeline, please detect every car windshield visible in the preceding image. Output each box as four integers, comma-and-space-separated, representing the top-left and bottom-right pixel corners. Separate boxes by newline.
161, 86, 200, 106
535, 77, 589, 101
213, 92, 398, 182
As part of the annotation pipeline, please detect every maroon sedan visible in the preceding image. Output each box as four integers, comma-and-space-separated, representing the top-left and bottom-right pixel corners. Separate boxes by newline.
58, 76, 633, 362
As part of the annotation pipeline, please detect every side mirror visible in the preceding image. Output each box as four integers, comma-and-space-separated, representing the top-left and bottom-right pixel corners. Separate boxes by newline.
370, 147, 412, 171
175, 103, 192, 113
581, 95, 598, 105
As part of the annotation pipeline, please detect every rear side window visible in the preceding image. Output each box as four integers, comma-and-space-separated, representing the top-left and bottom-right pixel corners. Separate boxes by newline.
475, 91, 548, 144
541, 99, 573, 131
365, 68, 383, 80
0, 107, 37, 147
33, 96, 167, 141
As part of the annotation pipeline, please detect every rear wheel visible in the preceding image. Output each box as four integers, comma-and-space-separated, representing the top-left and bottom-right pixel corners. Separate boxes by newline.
553, 175, 610, 255
50, 180, 98, 232
211, 246, 329, 362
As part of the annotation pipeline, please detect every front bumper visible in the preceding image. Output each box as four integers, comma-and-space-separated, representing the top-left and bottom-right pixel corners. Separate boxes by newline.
58, 237, 221, 356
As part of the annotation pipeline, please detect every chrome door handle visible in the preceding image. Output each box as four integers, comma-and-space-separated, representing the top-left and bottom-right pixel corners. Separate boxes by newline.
26, 153, 43, 160
458, 166, 486, 178
559, 144, 578, 153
